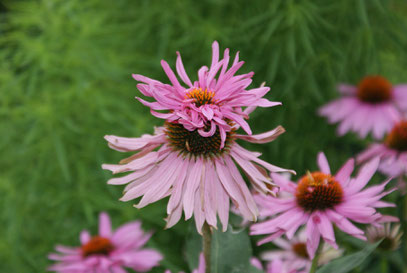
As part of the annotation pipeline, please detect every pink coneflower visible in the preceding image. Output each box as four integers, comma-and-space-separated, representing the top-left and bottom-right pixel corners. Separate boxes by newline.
48, 212, 162, 273
357, 121, 407, 179
259, 259, 304, 273
103, 41, 292, 232
251, 152, 397, 259
319, 76, 407, 139
259, 229, 342, 272
165, 254, 205, 273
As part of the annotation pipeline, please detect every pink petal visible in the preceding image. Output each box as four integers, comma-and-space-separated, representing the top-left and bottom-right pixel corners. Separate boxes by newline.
317, 152, 331, 174
99, 212, 112, 237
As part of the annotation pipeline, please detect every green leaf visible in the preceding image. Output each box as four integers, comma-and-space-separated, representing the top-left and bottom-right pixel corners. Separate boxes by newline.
315, 240, 382, 273
211, 226, 253, 273
185, 224, 254, 273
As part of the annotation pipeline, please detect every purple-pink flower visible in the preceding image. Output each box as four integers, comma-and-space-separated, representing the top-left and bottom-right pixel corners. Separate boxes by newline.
251, 152, 397, 258
252, 258, 304, 273
319, 76, 407, 139
258, 229, 342, 272
48, 212, 162, 273
357, 120, 407, 178
103, 41, 292, 233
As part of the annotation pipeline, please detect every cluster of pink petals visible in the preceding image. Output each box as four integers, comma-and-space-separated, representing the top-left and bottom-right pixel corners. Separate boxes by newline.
251, 152, 397, 259
357, 143, 407, 178
48, 212, 162, 273
103, 126, 290, 233
357, 144, 407, 192
165, 254, 205, 273
133, 41, 281, 148
251, 258, 304, 273
319, 83, 407, 139
259, 229, 342, 272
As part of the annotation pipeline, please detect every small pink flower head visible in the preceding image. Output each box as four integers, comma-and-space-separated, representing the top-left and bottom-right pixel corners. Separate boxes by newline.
265, 259, 304, 273
319, 76, 407, 139
165, 253, 205, 273
103, 42, 293, 233
48, 212, 162, 273
259, 229, 343, 272
251, 152, 398, 259
132, 41, 281, 148
357, 120, 407, 179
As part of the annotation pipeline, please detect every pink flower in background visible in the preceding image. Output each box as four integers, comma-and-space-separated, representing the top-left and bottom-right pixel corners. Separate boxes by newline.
264, 259, 304, 273
319, 76, 407, 139
103, 41, 293, 233
165, 253, 205, 273
251, 152, 397, 258
48, 212, 162, 273
258, 229, 342, 272
357, 121, 407, 188
251, 257, 304, 273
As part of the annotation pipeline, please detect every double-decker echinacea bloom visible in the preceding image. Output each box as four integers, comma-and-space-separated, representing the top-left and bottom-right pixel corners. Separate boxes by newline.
251, 152, 397, 258
48, 212, 162, 273
103, 41, 292, 233
319, 76, 407, 139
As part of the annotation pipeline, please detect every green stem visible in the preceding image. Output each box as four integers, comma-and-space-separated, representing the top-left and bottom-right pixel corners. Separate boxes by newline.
202, 222, 212, 273
309, 242, 323, 273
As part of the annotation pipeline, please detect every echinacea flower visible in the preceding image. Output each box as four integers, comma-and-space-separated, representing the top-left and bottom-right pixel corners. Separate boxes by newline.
265, 259, 304, 273
165, 253, 205, 273
103, 41, 292, 233
48, 212, 162, 273
366, 223, 403, 251
357, 121, 407, 179
251, 257, 303, 273
319, 76, 407, 139
259, 229, 342, 272
251, 152, 397, 258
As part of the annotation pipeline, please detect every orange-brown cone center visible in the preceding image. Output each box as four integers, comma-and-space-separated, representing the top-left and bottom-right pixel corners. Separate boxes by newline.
296, 172, 343, 212
356, 76, 392, 103
385, 121, 407, 151
81, 236, 114, 257
292, 242, 309, 259
186, 88, 216, 107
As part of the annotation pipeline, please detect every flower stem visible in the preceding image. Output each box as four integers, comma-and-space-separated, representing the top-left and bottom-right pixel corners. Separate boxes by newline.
202, 222, 212, 273
309, 242, 323, 273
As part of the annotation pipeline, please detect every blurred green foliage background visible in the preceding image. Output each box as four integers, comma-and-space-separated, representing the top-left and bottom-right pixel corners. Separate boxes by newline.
1, 0, 407, 272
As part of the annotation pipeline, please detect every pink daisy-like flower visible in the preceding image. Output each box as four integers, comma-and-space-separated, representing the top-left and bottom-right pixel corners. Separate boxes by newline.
259, 229, 342, 272
103, 41, 292, 233
250, 152, 397, 258
48, 212, 162, 273
357, 121, 407, 178
253, 258, 303, 273
165, 254, 205, 273
319, 76, 407, 139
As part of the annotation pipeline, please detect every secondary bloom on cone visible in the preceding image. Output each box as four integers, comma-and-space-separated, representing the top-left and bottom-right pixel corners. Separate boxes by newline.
48, 212, 162, 273
366, 223, 403, 251
259, 229, 342, 272
319, 76, 407, 139
103, 41, 292, 233
165, 254, 205, 273
251, 152, 397, 258
357, 121, 407, 180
